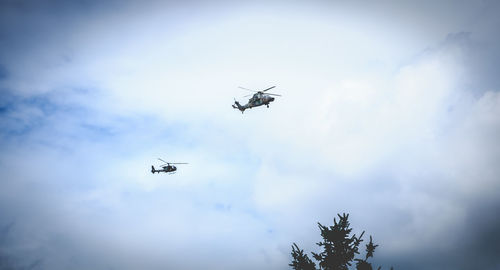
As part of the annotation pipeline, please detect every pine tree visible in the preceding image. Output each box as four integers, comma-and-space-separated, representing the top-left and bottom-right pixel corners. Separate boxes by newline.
290, 213, 391, 270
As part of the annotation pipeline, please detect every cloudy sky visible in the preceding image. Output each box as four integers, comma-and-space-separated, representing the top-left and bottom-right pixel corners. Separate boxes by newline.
1, 0, 500, 269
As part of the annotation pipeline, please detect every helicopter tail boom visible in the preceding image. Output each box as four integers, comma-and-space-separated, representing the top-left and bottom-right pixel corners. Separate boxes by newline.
232, 101, 246, 113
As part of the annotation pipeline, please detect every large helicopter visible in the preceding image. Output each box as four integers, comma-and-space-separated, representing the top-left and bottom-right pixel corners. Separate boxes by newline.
151, 158, 188, 174
232, 86, 281, 113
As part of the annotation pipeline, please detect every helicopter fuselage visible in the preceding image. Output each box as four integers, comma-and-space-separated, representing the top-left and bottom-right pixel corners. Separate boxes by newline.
151, 165, 177, 174
248, 92, 275, 107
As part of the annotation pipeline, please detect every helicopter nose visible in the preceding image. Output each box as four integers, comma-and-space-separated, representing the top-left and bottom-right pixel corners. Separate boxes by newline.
270, 97, 275, 102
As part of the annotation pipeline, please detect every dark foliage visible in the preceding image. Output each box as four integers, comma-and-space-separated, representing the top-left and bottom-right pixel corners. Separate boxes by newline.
290, 213, 391, 270
290, 243, 317, 270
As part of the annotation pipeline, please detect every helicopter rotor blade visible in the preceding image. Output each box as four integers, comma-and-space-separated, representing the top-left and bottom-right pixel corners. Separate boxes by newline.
238, 86, 257, 92
262, 86, 276, 92
158, 158, 187, 165
266, 93, 281, 96
243, 94, 253, 97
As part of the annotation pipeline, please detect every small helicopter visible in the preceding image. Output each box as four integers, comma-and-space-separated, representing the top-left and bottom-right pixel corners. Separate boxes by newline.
151, 158, 188, 174
232, 86, 281, 113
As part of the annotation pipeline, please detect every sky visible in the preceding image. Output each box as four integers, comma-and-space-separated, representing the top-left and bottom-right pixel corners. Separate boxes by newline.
1, 0, 500, 269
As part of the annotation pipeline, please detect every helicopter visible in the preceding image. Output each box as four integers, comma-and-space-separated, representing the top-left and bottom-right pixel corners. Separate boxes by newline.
232, 86, 281, 113
151, 158, 188, 174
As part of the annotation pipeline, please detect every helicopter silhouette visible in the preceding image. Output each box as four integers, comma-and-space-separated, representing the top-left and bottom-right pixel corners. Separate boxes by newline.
151, 158, 188, 174
232, 86, 281, 113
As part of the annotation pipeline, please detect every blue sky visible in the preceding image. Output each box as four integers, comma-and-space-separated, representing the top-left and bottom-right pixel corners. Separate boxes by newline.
1, 1, 500, 269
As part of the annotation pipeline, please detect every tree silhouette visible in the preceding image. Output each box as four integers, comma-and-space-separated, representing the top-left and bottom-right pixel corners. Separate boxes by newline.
290, 243, 316, 270
290, 213, 390, 270
354, 236, 379, 270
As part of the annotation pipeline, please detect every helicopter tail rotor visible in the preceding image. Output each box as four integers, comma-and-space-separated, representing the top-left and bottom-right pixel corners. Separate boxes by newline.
151, 165, 156, 174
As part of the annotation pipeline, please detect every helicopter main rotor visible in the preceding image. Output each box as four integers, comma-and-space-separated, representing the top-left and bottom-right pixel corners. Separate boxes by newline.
238, 86, 276, 92
158, 158, 188, 165
239, 86, 281, 97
